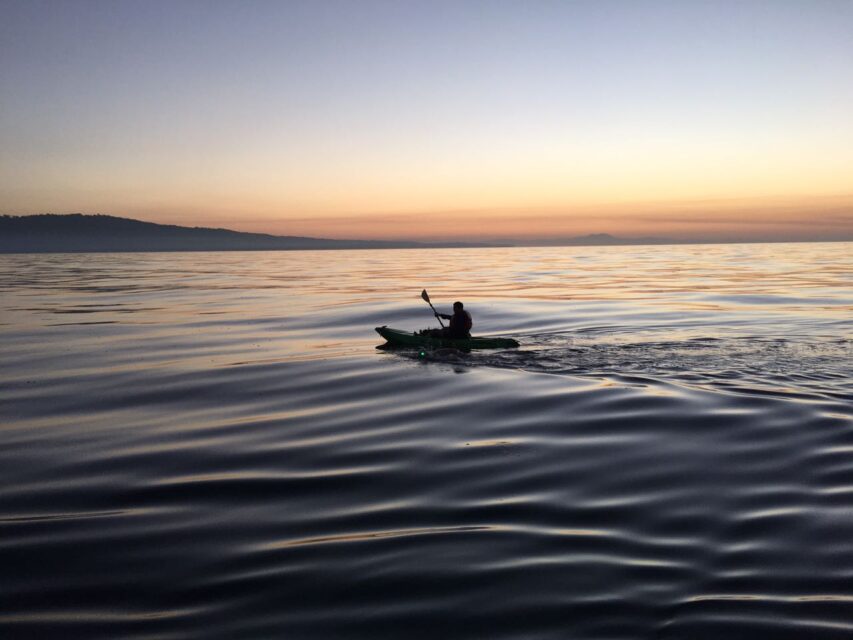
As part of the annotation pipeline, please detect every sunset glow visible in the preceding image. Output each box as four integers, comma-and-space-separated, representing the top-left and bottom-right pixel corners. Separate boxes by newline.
2, 1, 852, 242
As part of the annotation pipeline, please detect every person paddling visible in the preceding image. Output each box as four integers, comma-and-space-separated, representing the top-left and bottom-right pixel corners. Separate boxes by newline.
434, 301, 473, 339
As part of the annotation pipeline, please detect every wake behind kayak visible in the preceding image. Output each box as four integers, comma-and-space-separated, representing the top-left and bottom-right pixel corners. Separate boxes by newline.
376, 326, 520, 350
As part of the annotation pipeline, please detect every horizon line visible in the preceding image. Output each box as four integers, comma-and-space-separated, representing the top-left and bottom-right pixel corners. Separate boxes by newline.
2, 212, 852, 250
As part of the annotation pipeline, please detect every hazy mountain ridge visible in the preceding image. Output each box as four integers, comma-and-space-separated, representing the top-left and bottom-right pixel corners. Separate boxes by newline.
0, 214, 497, 252
4, 214, 843, 253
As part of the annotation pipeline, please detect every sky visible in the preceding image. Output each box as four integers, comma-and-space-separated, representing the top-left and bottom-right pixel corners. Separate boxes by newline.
1, 0, 852, 242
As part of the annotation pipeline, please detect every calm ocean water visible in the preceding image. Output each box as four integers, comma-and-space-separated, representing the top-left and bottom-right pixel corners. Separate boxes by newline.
1, 243, 851, 639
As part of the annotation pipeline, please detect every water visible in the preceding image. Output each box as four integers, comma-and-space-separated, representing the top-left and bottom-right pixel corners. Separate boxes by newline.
1, 243, 851, 639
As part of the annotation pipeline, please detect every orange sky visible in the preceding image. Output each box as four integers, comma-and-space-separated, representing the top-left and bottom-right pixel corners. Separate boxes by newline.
119, 193, 853, 243
296, 198, 853, 242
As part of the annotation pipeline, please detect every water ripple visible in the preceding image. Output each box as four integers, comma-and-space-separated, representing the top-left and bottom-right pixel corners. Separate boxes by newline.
1, 244, 851, 638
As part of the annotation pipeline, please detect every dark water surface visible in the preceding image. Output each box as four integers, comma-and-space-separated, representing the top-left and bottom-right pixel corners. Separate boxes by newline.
1, 243, 852, 639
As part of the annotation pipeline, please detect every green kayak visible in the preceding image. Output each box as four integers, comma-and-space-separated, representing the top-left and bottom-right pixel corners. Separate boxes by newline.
375, 326, 520, 350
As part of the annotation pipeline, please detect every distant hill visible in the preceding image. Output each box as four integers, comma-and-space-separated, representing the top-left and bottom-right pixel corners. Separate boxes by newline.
0, 214, 499, 253
10, 214, 839, 253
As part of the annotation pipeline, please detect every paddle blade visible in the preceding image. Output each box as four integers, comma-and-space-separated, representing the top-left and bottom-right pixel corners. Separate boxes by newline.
421, 289, 430, 303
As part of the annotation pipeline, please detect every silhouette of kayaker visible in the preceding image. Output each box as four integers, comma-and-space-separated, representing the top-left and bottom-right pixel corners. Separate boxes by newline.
430, 301, 472, 339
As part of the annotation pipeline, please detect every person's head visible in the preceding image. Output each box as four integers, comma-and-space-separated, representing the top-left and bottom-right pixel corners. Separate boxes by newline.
453, 301, 464, 312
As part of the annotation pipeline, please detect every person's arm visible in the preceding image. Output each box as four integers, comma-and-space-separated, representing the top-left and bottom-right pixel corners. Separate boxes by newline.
438, 313, 452, 320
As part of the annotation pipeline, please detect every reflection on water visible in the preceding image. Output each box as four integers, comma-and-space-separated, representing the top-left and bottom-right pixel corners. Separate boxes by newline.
0, 243, 851, 639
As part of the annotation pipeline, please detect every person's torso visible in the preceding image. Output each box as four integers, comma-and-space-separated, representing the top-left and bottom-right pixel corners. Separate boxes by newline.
449, 310, 472, 336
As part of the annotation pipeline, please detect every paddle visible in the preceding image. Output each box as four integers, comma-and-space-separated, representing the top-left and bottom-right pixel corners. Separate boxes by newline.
421, 289, 445, 328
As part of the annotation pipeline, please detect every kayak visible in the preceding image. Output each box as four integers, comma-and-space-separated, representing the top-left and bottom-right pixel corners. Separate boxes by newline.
375, 326, 520, 350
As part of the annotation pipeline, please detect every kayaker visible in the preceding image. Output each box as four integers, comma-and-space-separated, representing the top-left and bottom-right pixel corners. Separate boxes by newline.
434, 301, 473, 339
